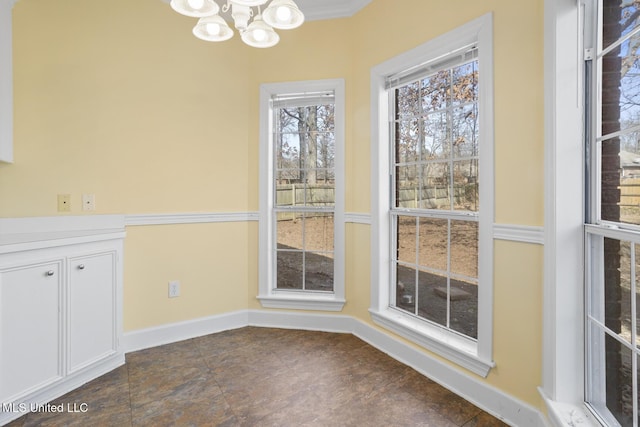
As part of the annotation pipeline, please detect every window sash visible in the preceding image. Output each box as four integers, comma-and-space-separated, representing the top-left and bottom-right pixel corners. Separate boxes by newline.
389, 61, 480, 215
390, 211, 479, 334
385, 44, 478, 90
369, 13, 494, 376
271, 99, 337, 209
258, 80, 345, 311
584, 0, 640, 425
388, 60, 480, 341
258, 79, 345, 312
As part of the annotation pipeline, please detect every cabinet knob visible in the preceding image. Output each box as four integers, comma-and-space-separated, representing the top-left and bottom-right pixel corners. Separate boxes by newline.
46, 270, 55, 277
77, 264, 85, 270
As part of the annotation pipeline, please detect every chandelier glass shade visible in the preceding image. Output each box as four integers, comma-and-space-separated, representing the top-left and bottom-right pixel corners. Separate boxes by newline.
262, 0, 304, 30
193, 15, 233, 42
170, 0, 220, 18
170, 0, 304, 48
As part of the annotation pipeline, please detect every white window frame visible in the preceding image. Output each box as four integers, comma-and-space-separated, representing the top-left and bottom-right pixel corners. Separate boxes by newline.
0, 0, 15, 163
540, 0, 602, 425
370, 13, 495, 377
582, 0, 640, 425
258, 79, 346, 311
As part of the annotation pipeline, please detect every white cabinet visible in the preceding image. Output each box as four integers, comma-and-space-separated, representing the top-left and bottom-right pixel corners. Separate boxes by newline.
67, 252, 117, 373
0, 261, 63, 402
0, 216, 125, 425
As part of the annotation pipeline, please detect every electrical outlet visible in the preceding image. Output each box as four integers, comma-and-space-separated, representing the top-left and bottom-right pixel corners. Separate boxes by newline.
57, 194, 71, 212
82, 194, 95, 211
168, 281, 180, 298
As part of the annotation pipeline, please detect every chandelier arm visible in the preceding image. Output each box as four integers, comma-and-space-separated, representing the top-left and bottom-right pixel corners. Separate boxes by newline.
221, 1, 231, 13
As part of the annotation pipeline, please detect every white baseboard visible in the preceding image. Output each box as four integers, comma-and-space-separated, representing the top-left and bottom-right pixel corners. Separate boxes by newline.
350, 319, 548, 427
122, 310, 249, 353
122, 309, 548, 427
247, 308, 353, 332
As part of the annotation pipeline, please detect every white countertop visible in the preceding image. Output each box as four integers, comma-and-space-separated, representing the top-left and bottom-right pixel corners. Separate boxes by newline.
0, 215, 126, 254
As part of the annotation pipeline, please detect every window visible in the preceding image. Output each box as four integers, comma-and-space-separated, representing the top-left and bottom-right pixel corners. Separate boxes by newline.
258, 79, 345, 311
585, 1, 640, 425
370, 14, 494, 377
390, 47, 480, 339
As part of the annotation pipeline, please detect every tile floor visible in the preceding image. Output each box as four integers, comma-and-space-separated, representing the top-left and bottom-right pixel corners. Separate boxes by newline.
5, 327, 509, 426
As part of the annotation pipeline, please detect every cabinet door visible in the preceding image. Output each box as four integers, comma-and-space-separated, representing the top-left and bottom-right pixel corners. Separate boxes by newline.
68, 252, 116, 373
0, 262, 62, 402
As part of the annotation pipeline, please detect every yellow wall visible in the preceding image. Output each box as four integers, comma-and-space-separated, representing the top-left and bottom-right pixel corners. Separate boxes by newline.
349, 0, 545, 224
124, 222, 253, 331
2, 0, 545, 412
5, 0, 253, 216
4, 0, 257, 336
493, 241, 544, 406
342, 0, 544, 408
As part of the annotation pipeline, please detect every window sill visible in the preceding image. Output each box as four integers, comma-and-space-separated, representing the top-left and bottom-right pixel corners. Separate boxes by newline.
540, 389, 603, 427
370, 308, 495, 378
257, 293, 346, 312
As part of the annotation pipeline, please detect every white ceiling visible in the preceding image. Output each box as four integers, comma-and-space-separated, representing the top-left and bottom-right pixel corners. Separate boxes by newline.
158, 0, 371, 21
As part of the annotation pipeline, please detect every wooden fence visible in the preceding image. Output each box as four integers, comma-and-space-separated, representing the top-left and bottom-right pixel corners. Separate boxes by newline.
276, 184, 335, 208
396, 184, 478, 210
620, 177, 640, 223
275, 183, 477, 211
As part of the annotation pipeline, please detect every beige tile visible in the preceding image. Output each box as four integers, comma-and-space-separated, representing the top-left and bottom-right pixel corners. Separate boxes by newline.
389, 369, 485, 425
54, 364, 131, 411
131, 392, 235, 427
23, 407, 132, 427
129, 366, 220, 410
3, 416, 25, 427
7, 327, 509, 427
462, 411, 511, 427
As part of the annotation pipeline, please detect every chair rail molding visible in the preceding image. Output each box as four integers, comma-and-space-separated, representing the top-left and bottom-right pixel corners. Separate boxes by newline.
493, 224, 544, 245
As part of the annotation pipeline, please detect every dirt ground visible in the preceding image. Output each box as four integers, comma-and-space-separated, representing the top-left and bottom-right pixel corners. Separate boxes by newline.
395, 217, 479, 338
275, 215, 479, 338
276, 216, 334, 291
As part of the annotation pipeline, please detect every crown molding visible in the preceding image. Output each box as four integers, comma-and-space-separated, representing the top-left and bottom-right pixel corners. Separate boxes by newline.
295, 0, 371, 20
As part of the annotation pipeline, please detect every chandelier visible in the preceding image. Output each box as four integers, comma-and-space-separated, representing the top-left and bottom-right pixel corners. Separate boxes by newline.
170, 0, 305, 48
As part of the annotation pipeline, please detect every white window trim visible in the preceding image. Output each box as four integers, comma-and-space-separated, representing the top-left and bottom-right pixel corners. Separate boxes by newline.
0, 0, 15, 163
258, 79, 346, 312
370, 13, 495, 378
540, 0, 602, 425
